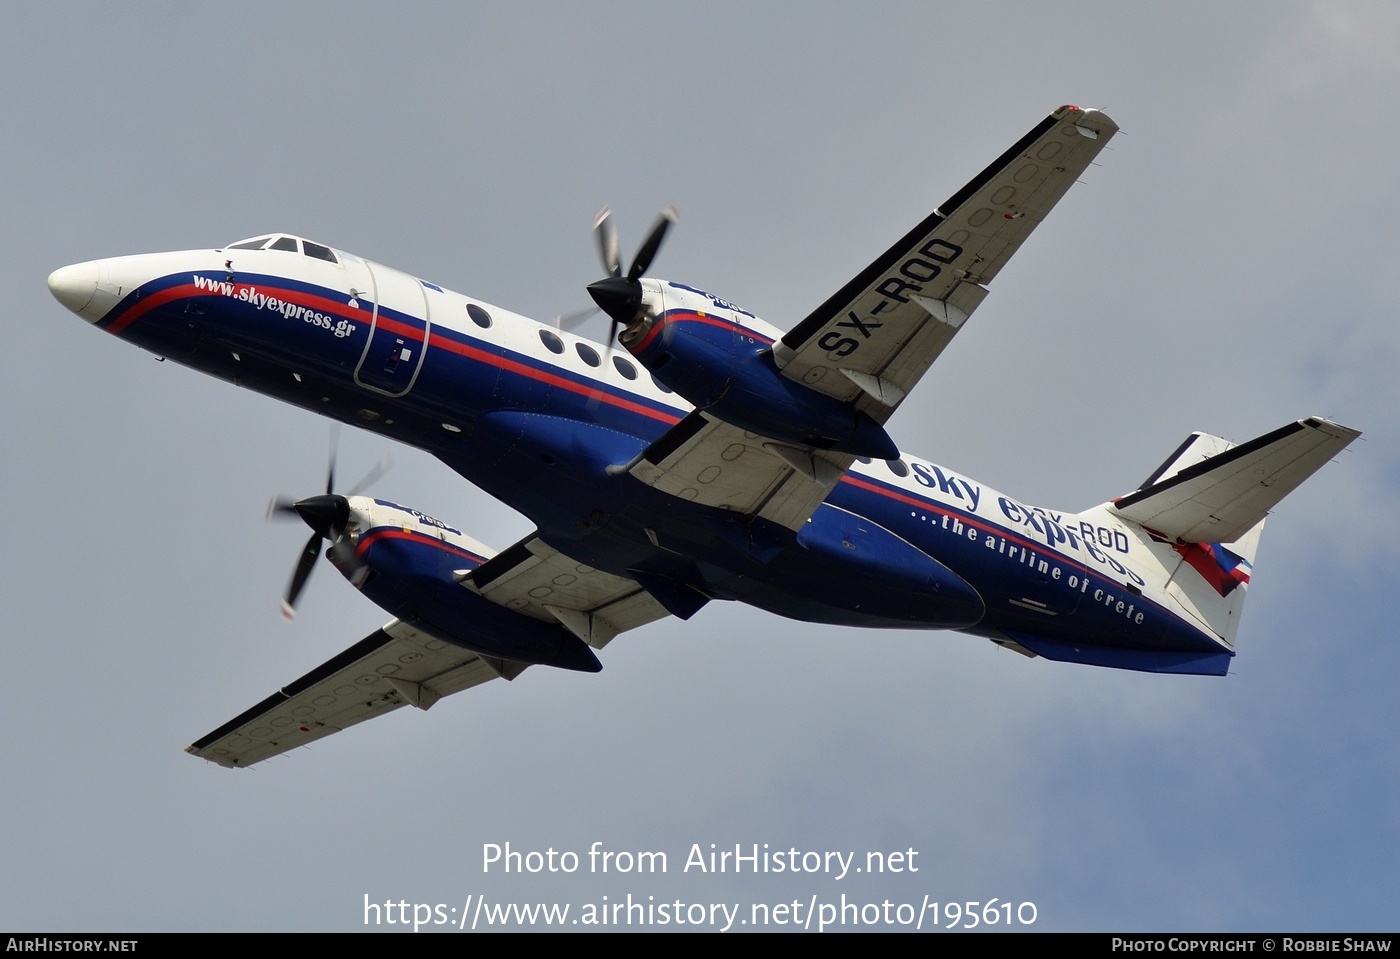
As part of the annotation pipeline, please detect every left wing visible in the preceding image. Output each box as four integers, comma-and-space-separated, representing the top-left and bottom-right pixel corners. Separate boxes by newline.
771, 105, 1118, 424
186, 620, 523, 768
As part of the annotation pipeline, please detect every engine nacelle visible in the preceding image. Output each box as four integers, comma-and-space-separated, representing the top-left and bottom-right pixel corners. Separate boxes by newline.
331, 498, 601, 672
623, 282, 898, 460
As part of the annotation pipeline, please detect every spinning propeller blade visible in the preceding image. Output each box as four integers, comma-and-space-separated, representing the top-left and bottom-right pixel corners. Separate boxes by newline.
629, 205, 676, 281
594, 206, 621, 279
269, 433, 391, 619
586, 205, 678, 346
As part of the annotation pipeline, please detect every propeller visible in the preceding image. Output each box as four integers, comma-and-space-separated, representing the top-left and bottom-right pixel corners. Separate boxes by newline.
586, 205, 676, 347
553, 304, 599, 331
268, 432, 390, 619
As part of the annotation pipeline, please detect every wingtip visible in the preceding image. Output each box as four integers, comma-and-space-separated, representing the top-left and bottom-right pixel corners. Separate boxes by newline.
1301, 415, 1362, 441
1055, 103, 1119, 135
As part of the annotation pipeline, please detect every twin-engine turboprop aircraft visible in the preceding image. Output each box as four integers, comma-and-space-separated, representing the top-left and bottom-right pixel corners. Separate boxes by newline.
48, 106, 1359, 768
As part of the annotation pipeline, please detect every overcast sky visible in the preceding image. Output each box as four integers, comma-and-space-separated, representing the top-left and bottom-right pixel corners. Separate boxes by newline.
4, 1, 1397, 932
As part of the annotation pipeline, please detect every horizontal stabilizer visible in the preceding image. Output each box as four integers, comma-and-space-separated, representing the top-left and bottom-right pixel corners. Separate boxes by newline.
1111, 417, 1360, 543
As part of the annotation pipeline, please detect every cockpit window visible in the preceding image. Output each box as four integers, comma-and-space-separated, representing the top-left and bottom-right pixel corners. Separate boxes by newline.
225, 234, 340, 264
303, 240, 338, 263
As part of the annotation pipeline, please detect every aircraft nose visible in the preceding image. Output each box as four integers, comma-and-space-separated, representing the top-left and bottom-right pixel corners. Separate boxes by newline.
47, 261, 100, 314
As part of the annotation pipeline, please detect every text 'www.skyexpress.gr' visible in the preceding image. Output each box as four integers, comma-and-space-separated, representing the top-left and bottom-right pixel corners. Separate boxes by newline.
364, 893, 1037, 931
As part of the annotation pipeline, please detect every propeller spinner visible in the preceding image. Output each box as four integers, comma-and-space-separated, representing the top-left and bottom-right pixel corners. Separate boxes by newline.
586, 205, 676, 347
268, 442, 390, 619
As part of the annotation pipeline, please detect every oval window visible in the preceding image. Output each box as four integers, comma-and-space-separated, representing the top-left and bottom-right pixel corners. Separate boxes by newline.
612, 355, 637, 380
886, 458, 909, 477
538, 329, 564, 354
575, 343, 600, 367
467, 304, 492, 329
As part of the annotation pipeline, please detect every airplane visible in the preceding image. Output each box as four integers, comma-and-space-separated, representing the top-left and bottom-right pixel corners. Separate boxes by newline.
46, 105, 1360, 768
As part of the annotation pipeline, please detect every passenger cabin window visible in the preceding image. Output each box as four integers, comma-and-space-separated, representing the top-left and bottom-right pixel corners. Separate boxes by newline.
467, 304, 492, 328
651, 373, 673, 393
885, 458, 909, 477
538, 330, 564, 354
269, 236, 299, 252
303, 240, 338, 263
612, 356, 637, 380
575, 343, 600, 367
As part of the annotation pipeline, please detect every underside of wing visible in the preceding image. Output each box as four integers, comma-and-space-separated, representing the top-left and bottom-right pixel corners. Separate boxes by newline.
186, 621, 521, 768
189, 536, 680, 767
465, 533, 677, 645
772, 105, 1118, 424
626, 409, 855, 531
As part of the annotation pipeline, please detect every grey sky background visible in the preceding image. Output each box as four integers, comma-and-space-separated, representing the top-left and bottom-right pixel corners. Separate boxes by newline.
3, 1, 1396, 931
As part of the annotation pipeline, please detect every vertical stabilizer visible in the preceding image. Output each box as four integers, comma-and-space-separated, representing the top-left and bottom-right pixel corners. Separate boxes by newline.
1157, 518, 1263, 648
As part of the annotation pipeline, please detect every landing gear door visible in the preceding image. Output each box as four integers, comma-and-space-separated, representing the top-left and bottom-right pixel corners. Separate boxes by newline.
352, 260, 431, 398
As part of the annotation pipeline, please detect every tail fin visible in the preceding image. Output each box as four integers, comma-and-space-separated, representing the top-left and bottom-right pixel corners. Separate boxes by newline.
1112, 417, 1359, 648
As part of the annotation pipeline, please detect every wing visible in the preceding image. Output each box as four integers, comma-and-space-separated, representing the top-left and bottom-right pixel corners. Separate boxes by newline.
188, 534, 679, 767
626, 106, 1113, 531
186, 620, 523, 768
771, 104, 1118, 424
465, 533, 678, 644
626, 409, 854, 531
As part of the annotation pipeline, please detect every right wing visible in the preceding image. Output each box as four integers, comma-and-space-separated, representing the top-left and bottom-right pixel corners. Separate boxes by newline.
186, 620, 522, 768
188, 531, 681, 767
626, 409, 854, 532
465, 532, 679, 644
